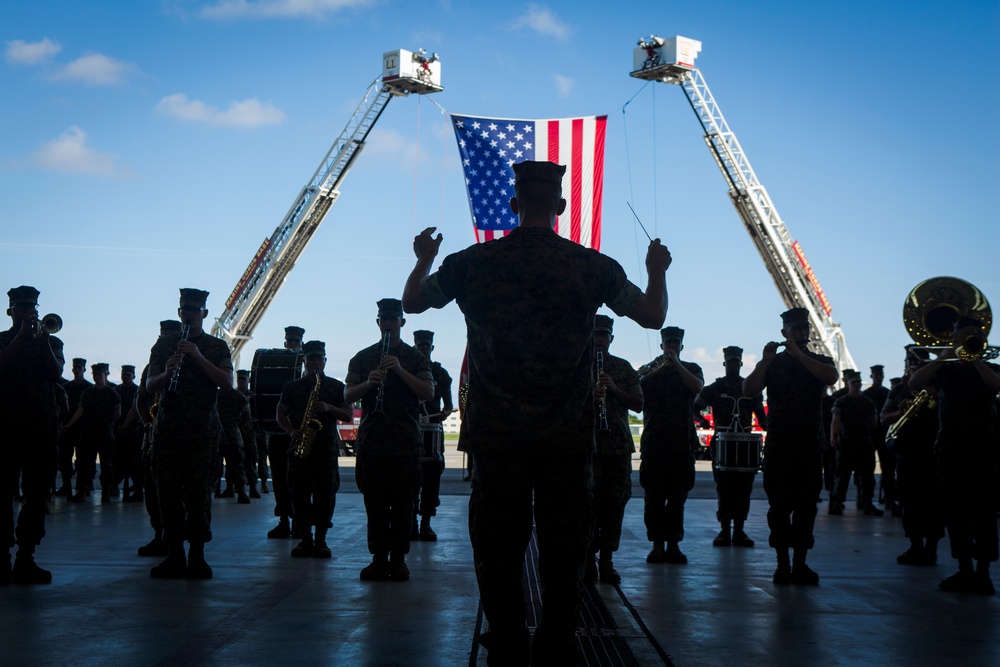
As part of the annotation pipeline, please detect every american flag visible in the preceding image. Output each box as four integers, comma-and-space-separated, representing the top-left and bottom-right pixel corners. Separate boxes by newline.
451, 113, 607, 249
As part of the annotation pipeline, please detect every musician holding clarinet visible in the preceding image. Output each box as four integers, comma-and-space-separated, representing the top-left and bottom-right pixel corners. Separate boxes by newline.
0, 285, 65, 584
145, 288, 233, 580
587, 315, 643, 584
345, 298, 434, 582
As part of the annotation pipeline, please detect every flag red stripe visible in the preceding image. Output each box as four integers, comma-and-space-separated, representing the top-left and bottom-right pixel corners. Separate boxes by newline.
592, 116, 607, 251
569, 118, 583, 244
547, 120, 560, 235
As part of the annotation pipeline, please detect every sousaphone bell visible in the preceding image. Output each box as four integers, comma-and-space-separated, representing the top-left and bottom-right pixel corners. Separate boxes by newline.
902, 277, 998, 361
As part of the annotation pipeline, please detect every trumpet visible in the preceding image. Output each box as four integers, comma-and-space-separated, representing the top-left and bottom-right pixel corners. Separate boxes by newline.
32, 313, 62, 338
373, 330, 391, 414
637, 356, 669, 383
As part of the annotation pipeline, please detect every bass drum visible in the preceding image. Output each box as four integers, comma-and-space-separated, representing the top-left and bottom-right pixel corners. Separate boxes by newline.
250, 348, 302, 433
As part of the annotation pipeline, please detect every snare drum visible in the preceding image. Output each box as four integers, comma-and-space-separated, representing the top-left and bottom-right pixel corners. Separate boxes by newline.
419, 420, 444, 462
713, 431, 763, 472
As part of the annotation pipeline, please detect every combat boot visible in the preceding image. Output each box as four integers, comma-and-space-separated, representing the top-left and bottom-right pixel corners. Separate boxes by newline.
12, 552, 52, 585
186, 543, 213, 579
663, 542, 688, 564
712, 525, 732, 547
583, 554, 598, 582
291, 533, 314, 558
150, 544, 188, 579
645, 542, 666, 563
248, 483, 261, 499
313, 532, 332, 559
598, 558, 621, 584
267, 518, 292, 539
731, 529, 755, 548
138, 535, 169, 557
237, 488, 251, 504
419, 517, 437, 542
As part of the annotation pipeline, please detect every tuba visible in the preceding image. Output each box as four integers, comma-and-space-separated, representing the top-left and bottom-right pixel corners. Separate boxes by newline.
293, 372, 324, 459
902, 277, 998, 361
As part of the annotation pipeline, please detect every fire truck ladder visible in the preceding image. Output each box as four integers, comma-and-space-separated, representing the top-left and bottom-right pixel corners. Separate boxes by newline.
632, 37, 856, 372
211, 51, 442, 366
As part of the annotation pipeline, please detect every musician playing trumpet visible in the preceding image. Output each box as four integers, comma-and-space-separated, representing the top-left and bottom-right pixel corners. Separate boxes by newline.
909, 323, 1000, 595
276, 340, 352, 559
639, 326, 704, 565
345, 298, 434, 582
744, 307, 838, 586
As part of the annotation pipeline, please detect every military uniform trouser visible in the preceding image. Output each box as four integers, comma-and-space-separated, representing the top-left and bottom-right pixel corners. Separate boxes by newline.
242, 428, 259, 485
155, 446, 217, 546
416, 456, 444, 518
470, 450, 593, 662
142, 436, 162, 534
355, 454, 419, 556
220, 433, 247, 491
875, 433, 897, 504
940, 453, 999, 563
58, 424, 80, 490
896, 453, 944, 542
0, 430, 56, 550
113, 429, 141, 490
831, 447, 876, 507
267, 432, 293, 518
763, 450, 822, 551
713, 467, 756, 524
591, 453, 632, 554
76, 434, 114, 496
640, 451, 695, 543
289, 440, 340, 538
255, 431, 269, 483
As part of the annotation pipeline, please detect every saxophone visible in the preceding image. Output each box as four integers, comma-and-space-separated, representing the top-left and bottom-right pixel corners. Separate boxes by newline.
293, 373, 324, 458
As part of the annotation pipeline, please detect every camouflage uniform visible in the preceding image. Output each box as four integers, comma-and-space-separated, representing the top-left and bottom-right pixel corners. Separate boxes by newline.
419, 222, 642, 659
758, 349, 834, 552
0, 327, 64, 558
278, 374, 347, 543
591, 352, 640, 558
346, 340, 431, 558
696, 374, 767, 527
114, 373, 141, 497
885, 380, 943, 551
416, 356, 453, 521
933, 361, 1000, 565
77, 382, 120, 499
639, 356, 704, 545
235, 374, 260, 490
216, 388, 249, 495
147, 329, 232, 547
137, 364, 163, 539
60, 371, 92, 493
863, 377, 894, 506
830, 391, 878, 509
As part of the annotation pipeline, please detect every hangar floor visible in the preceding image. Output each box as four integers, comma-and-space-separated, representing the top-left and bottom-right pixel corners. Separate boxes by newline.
2, 462, 997, 667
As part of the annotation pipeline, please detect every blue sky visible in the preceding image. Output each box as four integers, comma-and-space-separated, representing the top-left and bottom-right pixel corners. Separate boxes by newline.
2, 0, 998, 391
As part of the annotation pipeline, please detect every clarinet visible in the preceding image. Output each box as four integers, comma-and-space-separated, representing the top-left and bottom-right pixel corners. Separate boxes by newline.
167, 324, 191, 392
597, 350, 610, 433
373, 330, 391, 414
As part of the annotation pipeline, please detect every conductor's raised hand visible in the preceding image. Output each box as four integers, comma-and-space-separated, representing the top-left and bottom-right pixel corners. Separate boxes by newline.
413, 227, 444, 262
645, 239, 672, 274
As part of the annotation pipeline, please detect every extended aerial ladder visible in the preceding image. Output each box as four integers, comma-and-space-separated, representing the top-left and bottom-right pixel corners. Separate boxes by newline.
211, 49, 443, 367
630, 36, 857, 373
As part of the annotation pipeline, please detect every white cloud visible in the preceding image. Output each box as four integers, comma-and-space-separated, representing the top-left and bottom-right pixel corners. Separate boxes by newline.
30, 126, 119, 176
5, 38, 62, 65
155, 93, 287, 128
200, 0, 374, 19
554, 74, 575, 97
510, 4, 570, 41
52, 53, 131, 85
